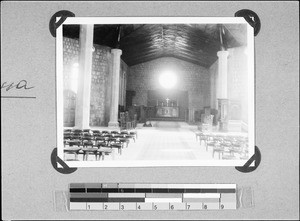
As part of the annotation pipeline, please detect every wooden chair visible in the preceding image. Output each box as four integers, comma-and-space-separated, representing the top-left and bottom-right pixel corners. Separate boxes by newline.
71, 134, 82, 143
83, 129, 92, 134
113, 134, 129, 146
63, 133, 72, 145
110, 143, 123, 154
130, 131, 138, 139
117, 135, 130, 147
206, 140, 217, 152
195, 131, 202, 141
118, 138, 129, 148
212, 146, 224, 159
229, 141, 243, 155
97, 146, 113, 160
95, 136, 106, 145
239, 142, 249, 160
214, 140, 233, 160
101, 130, 110, 135
107, 137, 117, 145
120, 130, 129, 135
92, 130, 101, 135
82, 132, 93, 139
111, 130, 120, 135
92, 133, 103, 140
125, 134, 135, 143
64, 140, 81, 161
72, 130, 83, 140
81, 138, 97, 161
199, 135, 208, 147
72, 129, 83, 134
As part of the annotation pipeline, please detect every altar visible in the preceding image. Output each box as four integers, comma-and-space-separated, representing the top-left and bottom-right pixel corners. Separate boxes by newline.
157, 106, 179, 117
156, 98, 179, 118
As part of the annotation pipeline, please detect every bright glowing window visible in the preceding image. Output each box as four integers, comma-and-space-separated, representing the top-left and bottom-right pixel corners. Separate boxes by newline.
159, 71, 177, 89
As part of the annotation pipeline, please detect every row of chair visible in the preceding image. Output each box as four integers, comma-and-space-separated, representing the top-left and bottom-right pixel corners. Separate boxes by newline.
64, 130, 137, 143
195, 131, 249, 160
63, 129, 138, 161
64, 129, 137, 138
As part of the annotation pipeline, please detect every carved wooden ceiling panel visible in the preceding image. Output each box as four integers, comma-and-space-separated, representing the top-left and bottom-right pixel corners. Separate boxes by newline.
63, 23, 246, 68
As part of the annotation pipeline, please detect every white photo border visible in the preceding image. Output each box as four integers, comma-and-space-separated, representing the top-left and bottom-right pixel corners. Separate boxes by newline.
56, 17, 255, 167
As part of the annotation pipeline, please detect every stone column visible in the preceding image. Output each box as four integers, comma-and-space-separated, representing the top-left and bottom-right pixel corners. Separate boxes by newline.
217, 50, 229, 99
75, 24, 94, 129
217, 50, 229, 131
108, 49, 122, 128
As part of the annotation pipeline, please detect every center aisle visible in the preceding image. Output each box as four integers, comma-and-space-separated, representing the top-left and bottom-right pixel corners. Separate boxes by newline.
112, 121, 216, 161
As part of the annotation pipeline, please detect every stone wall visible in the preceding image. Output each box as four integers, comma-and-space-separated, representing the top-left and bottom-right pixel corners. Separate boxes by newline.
63, 37, 128, 127
127, 57, 211, 112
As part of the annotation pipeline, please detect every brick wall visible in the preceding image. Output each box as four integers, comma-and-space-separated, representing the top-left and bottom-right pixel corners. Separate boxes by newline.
127, 57, 211, 111
63, 37, 128, 127
90, 45, 111, 126
63, 38, 80, 127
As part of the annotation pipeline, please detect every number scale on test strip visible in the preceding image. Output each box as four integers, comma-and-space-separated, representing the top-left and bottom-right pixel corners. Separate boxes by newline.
69, 183, 237, 211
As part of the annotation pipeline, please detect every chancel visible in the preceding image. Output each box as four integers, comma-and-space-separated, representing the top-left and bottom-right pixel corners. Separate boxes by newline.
60, 20, 252, 163
156, 97, 179, 118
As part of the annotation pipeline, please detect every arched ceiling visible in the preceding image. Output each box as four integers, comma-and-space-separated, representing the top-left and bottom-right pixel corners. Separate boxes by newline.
63, 23, 246, 68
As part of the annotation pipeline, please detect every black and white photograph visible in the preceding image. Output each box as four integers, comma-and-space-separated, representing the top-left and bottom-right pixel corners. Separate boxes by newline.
56, 17, 255, 167
2, 1, 299, 220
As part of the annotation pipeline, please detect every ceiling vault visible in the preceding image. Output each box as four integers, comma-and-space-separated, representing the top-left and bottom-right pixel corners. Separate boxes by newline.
63, 24, 245, 68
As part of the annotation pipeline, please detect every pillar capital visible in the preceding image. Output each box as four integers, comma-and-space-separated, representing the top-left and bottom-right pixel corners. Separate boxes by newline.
217, 50, 229, 58
111, 48, 122, 56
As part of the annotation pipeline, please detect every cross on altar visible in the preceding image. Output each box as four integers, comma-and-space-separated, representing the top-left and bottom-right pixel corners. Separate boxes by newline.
166, 98, 170, 106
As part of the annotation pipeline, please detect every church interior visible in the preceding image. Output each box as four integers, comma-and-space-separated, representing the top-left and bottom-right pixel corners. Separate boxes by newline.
61, 22, 251, 162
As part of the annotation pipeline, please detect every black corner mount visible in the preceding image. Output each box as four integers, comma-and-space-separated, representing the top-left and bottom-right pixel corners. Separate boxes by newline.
49, 10, 75, 37
235, 146, 261, 173
235, 9, 261, 36
51, 148, 77, 174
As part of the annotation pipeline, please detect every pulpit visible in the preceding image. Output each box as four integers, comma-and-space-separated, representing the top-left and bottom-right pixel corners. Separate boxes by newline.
200, 107, 214, 132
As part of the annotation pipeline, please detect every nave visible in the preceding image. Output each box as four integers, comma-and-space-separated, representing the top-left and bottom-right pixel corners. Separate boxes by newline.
64, 121, 214, 161
64, 121, 248, 162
